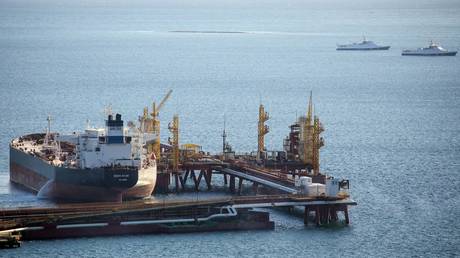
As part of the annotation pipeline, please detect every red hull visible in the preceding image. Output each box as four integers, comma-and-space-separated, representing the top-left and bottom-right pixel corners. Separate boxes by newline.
123, 183, 155, 200
10, 162, 47, 192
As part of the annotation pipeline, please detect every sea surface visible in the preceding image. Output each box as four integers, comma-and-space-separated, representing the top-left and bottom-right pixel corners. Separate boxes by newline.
0, 5, 459, 257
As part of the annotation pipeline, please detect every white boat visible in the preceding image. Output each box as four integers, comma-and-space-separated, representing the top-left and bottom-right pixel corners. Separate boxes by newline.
402, 41, 457, 56
337, 37, 390, 51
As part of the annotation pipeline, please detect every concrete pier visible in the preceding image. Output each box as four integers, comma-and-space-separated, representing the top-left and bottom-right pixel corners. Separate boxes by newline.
0, 195, 356, 240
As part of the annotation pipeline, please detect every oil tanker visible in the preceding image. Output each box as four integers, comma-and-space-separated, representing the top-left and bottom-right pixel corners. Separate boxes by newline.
9, 113, 157, 202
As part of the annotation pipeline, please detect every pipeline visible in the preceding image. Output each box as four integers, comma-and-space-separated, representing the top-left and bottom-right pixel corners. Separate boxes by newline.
121, 206, 237, 225
1, 206, 238, 233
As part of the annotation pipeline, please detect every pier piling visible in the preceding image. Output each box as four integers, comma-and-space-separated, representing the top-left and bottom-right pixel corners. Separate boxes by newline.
238, 178, 244, 195
229, 175, 236, 193
304, 206, 309, 225
344, 206, 350, 225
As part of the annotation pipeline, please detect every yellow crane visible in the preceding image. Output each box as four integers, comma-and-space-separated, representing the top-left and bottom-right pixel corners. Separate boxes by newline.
312, 115, 324, 175
302, 91, 324, 175
303, 91, 313, 164
141, 107, 152, 132
257, 104, 269, 160
140, 90, 172, 161
151, 89, 173, 161
168, 114, 179, 172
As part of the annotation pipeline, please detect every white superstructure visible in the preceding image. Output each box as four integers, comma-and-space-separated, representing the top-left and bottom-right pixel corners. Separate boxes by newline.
57, 114, 144, 169
402, 41, 457, 56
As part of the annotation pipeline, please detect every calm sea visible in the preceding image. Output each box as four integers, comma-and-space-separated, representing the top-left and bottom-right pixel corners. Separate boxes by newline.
0, 6, 459, 257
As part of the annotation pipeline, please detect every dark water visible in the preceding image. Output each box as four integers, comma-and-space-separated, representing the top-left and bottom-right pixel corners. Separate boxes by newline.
1, 6, 459, 257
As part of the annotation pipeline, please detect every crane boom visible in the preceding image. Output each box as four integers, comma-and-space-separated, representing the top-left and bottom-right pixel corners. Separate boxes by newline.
155, 90, 172, 115
149, 89, 173, 162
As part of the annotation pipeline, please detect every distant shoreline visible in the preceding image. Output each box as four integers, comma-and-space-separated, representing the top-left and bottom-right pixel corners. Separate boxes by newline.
169, 30, 247, 34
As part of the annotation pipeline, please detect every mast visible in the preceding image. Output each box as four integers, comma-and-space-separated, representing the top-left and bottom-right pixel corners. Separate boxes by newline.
44, 115, 52, 146
222, 115, 227, 154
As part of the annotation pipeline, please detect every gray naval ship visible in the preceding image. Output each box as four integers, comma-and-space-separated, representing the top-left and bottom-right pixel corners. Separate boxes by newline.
402, 41, 457, 56
337, 37, 390, 50
10, 113, 157, 202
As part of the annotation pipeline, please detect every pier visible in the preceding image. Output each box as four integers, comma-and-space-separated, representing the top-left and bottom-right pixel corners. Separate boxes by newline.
0, 195, 356, 240
2, 93, 357, 243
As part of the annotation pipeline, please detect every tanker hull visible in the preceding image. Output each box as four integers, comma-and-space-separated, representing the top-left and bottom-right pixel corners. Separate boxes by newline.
9, 146, 152, 202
